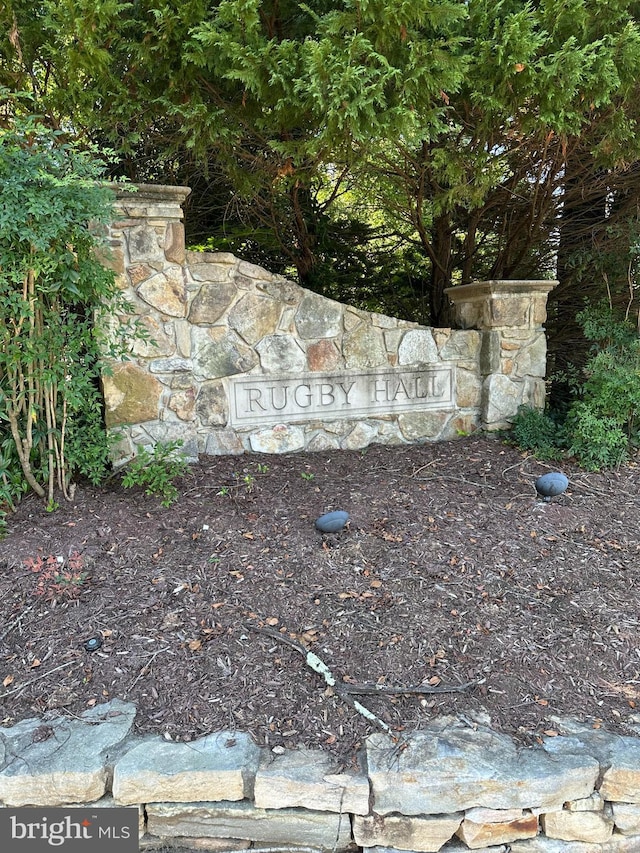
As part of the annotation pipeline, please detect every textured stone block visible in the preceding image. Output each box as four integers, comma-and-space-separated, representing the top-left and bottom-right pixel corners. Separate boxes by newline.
189, 282, 238, 324
482, 373, 522, 427
140, 837, 249, 851
165, 221, 186, 264
343, 325, 387, 368
254, 747, 369, 814
255, 334, 307, 372
612, 802, 640, 834
398, 411, 450, 441
228, 293, 282, 344
146, 800, 352, 849
138, 268, 187, 317
600, 742, 640, 803
249, 424, 305, 453
295, 291, 343, 339
366, 721, 599, 815
398, 329, 439, 365
342, 421, 379, 450
102, 363, 162, 426
131, 315, 176, 357
307, 339, 343, 371
196, 381, 229, 426
456, 812, 538, 848
204, 429, 245, 455
541, 808, 614, 843
353, 812, 462, 852
192, 327, 257, 380
513, 333, 547, 378
509, 836, 640, 852
565, 793, 604, 812
456, 368, 482, 408
0, 700, 136, 806
126, 224, 165, 264
112, 732, 261, 805
544, 727, 640, 804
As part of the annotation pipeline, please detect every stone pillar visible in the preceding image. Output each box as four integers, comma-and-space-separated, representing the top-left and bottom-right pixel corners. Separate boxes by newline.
102, 184, 194, 463
108, 183, 192, 275
445, 280, 557, 430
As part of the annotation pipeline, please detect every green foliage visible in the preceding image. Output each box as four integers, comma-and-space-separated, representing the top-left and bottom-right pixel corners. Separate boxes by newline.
5, 0, 640, 326
0, 111, 130, 511
564, 403, 629, 470
512, 306, 640, 470
121, 441, 188, 507
561, 305, 640, 468
509, 406, 565, 461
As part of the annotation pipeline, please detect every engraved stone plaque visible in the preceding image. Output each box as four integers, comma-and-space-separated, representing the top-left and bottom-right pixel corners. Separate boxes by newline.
229, 368, 454, 427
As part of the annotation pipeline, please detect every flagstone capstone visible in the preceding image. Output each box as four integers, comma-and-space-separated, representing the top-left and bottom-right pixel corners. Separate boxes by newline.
543, 727, 640, 804
253, 747, 369, 814
365, 720, 600, 815
112, 731, 260, 805
0, 699, 136, 806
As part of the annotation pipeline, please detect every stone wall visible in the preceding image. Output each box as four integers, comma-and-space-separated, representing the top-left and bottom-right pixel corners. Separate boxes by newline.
102, 185, 556, 462
3, 699, 640, 852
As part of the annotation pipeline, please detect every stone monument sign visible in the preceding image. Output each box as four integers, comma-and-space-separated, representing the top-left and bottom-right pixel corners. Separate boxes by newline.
102, 184, 556, 462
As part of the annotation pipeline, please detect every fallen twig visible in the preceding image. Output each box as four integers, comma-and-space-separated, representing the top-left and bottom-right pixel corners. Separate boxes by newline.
339, 678, 482, 696
411, 474, 496, 490
0, 603, 35, 642
0, 659, 77, 699
124, 647, 170, 698
248, 624, 400, 741
247, 624, 480, 743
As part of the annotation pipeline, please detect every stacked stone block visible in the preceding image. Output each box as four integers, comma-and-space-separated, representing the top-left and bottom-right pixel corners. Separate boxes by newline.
2, 700, 640, 852
446, 280, 556, 430
102, 185, 555, 462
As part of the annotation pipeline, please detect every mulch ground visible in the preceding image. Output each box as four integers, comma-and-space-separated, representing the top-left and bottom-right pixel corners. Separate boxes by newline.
2, 435, 640, 766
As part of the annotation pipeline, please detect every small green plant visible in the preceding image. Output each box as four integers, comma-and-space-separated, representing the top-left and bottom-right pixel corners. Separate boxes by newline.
24, 550, 88, 600
256, 463, 269, 474
509, 406, 565, 461
242, 473, 256, 492
301, 471, 315, 481
121, 440, 188, 507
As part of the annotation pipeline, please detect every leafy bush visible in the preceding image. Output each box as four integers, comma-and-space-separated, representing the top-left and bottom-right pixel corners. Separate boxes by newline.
0, 111, 131, 514
564, 402, 629, 470
571, 305, 640, 444
510, 406, 565, 460
510, 305, 640, 470
121, 441, 188, 507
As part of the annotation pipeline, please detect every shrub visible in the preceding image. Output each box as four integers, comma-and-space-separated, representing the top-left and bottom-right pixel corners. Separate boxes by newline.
121, 441, 189, 507
0, 111, 132, 512
510, 306, 640, 471
564, 402, 629, 470
509, 406, 565, 460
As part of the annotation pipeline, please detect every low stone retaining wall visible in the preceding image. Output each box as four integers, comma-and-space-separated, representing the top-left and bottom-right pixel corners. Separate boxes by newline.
2, 699, 640, 852
102, 185, 556, 464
